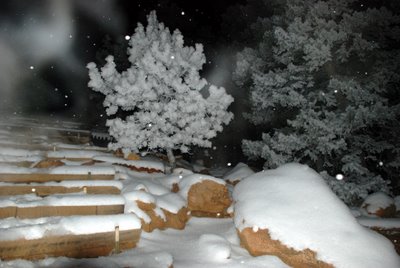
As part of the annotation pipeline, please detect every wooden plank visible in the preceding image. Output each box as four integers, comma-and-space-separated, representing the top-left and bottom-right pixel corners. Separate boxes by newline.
0, 161, 34, 168
0, 205, 124, 219
0, 173, 114, 183
0, 185, 121, 196
47, 157, 96, 162
0, 229, 141, 260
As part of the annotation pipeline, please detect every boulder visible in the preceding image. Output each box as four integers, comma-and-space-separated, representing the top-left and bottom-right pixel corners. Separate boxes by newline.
238, 227, 333, 268
162, 207, 189, 230
34, 159, 64, 168
136, 201, 166, 232
185, 179, 231, 217
361, 192, 396, 218
233, 163, 400, 268
136, 201, 189, 232
126, 153, 141, 161
223, 162, 255, 185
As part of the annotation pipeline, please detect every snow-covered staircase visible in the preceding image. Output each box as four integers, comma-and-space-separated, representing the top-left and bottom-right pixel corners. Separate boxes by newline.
0, 122, 141, 261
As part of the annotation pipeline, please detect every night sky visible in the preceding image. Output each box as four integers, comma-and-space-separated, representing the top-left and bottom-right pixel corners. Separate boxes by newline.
0, 0, 246, 121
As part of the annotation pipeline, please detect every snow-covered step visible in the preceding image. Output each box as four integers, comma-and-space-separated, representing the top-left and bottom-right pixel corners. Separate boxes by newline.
0, 194, 125, 219
0, 180, 122, 196
0, 214, 141, 260
46, 149, 111, 161
0, 165, 116, 183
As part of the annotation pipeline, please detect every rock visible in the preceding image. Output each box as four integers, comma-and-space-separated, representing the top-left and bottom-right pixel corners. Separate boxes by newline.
361, 192, 396, 218
136, 201, 189, 232
223, 162, 254, 185
136, 201, 166, 232
122, 164, 164, 174
171, 183, 179, 193
238, 227, 333, 268
114, 148, 124, 158
186, 180, 231, 217
162, 207, 189, 230
233, 164, 400, 268
126, 153, 140, 161
34, 159, 64, 168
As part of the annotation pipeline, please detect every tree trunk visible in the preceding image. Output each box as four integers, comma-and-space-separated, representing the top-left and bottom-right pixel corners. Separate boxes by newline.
166, 148, 176, 172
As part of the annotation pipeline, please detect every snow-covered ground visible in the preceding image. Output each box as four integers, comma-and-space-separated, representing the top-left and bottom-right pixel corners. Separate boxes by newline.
0, 119, 399, 267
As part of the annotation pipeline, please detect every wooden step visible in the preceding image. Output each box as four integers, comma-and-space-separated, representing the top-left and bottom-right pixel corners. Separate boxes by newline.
0, 173, 115, 183
0, 181, 122, 196
0, 215, 141, 260
0, 194, 125, 219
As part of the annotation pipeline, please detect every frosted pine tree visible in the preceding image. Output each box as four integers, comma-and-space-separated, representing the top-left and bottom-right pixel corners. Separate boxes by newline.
87, 11, 233, 167
235, 0, 400, 204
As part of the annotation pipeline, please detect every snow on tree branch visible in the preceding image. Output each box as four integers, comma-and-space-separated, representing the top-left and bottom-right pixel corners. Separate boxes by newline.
87, 11, 233, 165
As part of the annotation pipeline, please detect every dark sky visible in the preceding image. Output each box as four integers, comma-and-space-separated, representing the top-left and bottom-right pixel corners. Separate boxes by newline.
0, 0, 245, 122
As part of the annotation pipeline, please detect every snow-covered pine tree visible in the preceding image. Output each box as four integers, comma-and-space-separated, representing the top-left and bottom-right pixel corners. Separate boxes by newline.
235, 0, 400, 205
87, 11, 233, 168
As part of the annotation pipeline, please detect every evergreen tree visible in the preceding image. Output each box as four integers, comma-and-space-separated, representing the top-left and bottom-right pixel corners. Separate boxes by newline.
87, 11, 233, 168
235, 0, 400, 204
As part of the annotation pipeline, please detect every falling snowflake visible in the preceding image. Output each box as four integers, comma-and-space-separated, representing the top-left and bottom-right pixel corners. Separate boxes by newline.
335, 174, 344, 180
125, 35, 131, 40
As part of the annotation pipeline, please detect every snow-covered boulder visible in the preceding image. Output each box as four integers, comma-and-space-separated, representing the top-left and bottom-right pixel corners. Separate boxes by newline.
361, 192, 396, 218
233, 163, 400, 268
179, 174, 231, 217
222, 162, 254, 185
124, 191, 189, 232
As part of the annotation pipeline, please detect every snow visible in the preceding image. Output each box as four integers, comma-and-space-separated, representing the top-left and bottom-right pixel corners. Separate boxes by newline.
0, 155, 43, 163
0, 120, 399, 267
0, 164, 116, 175
233, 163, 400, 268
93, 155, 165, 171
357, 217, 400, 229
0, 148, 44, 157
132, 217, 290, 268
46, 150, 110, 159
156, 193, 186, 214
361, 192, 395, 214
178, 173, 226, 198
123, 180, 171, 196
1, 219, 290, 268
0, 214, 141, 241
0, 194, 125, 207
0, 180, 123, 189
87, 11, 233, 156
49, 165, 116, 175
50, 142, 107, 151
395, 195, 400, 211
154, 173, 184, 190
222, 162, 254, 183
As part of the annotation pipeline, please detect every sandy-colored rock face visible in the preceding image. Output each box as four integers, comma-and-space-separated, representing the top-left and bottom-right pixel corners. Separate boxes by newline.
187, 180, 231, 217
363, 204, 396, 218
136, 201, 189, 232
125, 153, 141, 161
136, 201, 165, 232
34, 159, 65, 168
361, 192, 396, 218
238, 227, 334, 268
